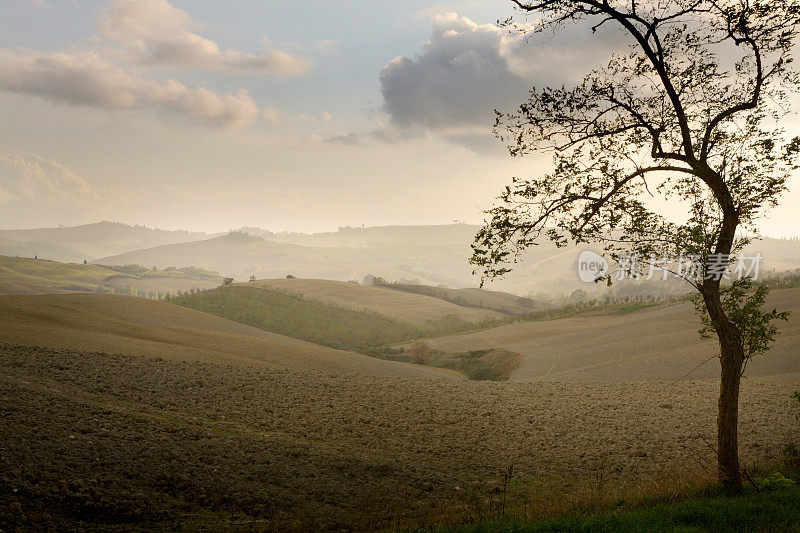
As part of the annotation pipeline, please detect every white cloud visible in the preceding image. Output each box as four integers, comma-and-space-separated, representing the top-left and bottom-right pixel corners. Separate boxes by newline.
378, 12, 621, 151
0, 48, 264, 129
0, 153, 100, 207
99, 0, 311, 75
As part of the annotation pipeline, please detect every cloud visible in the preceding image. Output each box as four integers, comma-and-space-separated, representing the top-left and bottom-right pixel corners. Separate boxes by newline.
0, 48, 264, 129
0, 153, 100, 207
99, 0, 311, 75
378, 12, 620, 151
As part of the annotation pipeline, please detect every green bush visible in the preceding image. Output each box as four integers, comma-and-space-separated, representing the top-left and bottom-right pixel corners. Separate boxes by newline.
762, 472, 796, 491
464, 362, 502, 381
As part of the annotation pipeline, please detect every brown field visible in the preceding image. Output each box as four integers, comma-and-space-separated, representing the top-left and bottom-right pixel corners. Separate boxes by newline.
2, 344, 797, 530
410, 288, 800, 382
0, 293, 456, 379
249, 278, 505, 325
2, 290, 799, 530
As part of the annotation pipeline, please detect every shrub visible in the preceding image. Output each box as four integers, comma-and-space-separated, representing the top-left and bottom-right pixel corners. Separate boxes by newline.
465, 361, 502, 381
410, 341, 434, 365
781, 391, 800, 482
762, 472, 796, 491
794, 391, 800, 416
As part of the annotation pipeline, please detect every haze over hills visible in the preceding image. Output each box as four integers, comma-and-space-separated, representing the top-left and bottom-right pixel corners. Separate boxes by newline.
99, 224, 800, 295
3, 220, 800, 295
0, 221, 210, 263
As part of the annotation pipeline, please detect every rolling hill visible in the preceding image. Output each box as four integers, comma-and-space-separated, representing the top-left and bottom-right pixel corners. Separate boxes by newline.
167, 284, 426, 351
0, 293, 458, 379
409, 288, 800, 382
3, 220, 795, 296
377, 282, 552, 315
249, 278, 506, 326
94, 232, 368, 282
0, 255, 221, 296
0, 221, 210, 262
167, 280, 535, 379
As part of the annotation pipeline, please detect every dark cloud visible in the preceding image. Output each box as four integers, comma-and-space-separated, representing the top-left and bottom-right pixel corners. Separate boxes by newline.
378, 12, 622, 152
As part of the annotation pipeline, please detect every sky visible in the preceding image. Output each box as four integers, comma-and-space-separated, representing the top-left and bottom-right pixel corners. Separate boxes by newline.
0, 0, 799, 237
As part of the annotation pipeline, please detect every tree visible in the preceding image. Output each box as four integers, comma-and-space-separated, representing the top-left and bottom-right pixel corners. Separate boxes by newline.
222, 277, 234, 286
471, 0, 800, 491
570, 288, 589, 302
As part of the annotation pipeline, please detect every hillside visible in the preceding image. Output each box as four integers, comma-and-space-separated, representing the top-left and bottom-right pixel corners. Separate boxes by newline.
248, 278, 505, 326
0, 255, 221, 296
90, 223, 800, 295
94, 232, 369, 282
168, 281, 527, 379
168, 284, 426, 351
0, 293, 457, 379
0, 221, 209, 262
378, 282, 551, 315
410, 288, 800, 382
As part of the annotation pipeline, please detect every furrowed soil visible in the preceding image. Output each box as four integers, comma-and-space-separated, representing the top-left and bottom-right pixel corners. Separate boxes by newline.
2, 344, 797, 531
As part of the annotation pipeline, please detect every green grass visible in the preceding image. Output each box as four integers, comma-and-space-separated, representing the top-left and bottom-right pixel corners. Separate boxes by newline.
0, 255, 221, 298
431, 485, 800, 532
0, 255, 118, 292
168, 285, 425, 351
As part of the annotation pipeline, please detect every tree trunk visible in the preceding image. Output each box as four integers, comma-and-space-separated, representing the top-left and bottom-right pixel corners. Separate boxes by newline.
704, 284, 745, 493
718, 336, 744, 492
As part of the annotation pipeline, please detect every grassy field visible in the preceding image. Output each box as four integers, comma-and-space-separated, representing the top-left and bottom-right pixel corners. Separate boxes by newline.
0, 255, 121, 293
409, 287, 800, 382
167, 282, 528, 379
378, 282, 551, 316
0, 293, 456, 379
439, 485, 800, 532
2, 343, 797, 531
168, 284, 426, 351
250, 278, 505, 326
0, 255, 221, 296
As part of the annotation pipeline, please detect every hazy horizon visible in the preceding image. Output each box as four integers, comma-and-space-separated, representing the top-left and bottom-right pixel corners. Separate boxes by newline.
3, 219, 800, 242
